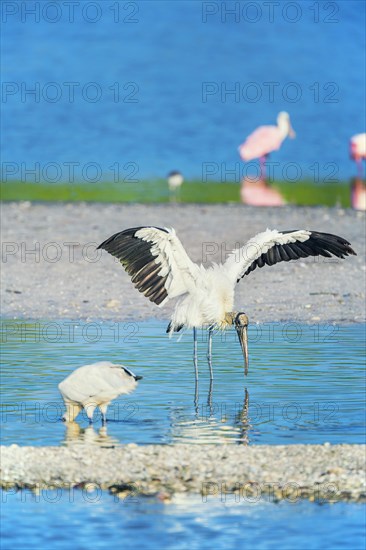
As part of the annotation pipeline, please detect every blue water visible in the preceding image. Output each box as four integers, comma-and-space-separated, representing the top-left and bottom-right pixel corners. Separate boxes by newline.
1, 490, 365, 550
1, 320, 365, 446
2, 1, 365, 183
1, 319, 365, 548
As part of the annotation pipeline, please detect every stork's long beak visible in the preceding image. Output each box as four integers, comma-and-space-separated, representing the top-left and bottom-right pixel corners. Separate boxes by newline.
236, 325, 249, 376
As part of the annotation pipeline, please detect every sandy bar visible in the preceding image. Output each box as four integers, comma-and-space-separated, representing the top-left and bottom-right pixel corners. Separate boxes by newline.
1, 444, 365, 502
1, 202, 365, 323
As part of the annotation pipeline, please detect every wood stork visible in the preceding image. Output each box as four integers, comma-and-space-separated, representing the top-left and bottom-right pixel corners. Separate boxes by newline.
239, 112, 296, 179
98, 227, 356, 379
58, 361, 142, 424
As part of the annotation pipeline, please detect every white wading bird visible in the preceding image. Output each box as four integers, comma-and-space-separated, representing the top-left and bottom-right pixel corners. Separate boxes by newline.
58, 361, 142, 424
98, 227, 356, 379
167, 170, 184, 191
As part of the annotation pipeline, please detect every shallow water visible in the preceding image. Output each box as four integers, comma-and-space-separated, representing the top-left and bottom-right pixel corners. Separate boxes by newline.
1, 320, 365, 446
1, 490, 365, 550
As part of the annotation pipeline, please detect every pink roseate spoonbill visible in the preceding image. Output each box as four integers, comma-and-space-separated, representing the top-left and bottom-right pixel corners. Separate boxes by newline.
240, 176, 286, 207
238, 111, 296, 178
98, 226, 355, 380
350, 133, 366, 178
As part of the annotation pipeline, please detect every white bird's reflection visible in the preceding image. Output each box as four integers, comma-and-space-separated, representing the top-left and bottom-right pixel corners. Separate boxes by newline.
61, 383, 251, 447
63, 422, 119, 448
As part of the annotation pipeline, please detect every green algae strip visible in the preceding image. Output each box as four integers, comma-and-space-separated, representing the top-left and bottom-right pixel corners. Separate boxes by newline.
1, 179, 351, 207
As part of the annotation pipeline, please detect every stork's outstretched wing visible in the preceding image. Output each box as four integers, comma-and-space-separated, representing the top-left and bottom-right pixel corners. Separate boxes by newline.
224, 229, 356, 283
98, 226, 201, 306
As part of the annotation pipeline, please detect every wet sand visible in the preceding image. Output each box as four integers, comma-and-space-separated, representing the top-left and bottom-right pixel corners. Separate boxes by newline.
1, 202, 365, 323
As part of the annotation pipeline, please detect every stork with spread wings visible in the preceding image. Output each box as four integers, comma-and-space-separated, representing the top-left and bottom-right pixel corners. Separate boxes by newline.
98, 227, 356, 378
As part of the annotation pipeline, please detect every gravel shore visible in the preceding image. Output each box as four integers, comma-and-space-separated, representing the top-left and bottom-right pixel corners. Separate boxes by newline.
1, 444, 365, 502
1, 202, 365, 323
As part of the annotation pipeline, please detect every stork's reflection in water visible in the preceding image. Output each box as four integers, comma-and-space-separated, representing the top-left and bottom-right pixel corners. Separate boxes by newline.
172, 385, 251, 445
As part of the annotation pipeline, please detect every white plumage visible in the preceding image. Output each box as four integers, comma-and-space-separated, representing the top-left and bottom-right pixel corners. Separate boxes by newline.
225, 228, 311, 281
58, 361, 142, 423
135, 227, 201, 305
98, 226, 356, 377
167, 170, 184, 191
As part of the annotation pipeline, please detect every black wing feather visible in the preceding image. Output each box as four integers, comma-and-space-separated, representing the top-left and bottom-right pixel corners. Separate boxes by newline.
240, 230, 356, 280
273, 246, 283, 263
98, 226, 170, 305
282, 244, 295, 260
278, 245, 291, 262
266, 247, 276, 265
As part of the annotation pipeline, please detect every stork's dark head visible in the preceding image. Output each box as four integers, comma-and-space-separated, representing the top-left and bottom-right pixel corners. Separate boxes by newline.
234, 312, 249, 328
234, 312, 249, 376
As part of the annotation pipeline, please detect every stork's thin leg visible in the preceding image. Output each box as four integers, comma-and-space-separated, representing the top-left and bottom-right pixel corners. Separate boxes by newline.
194, 380, 199, 415
193, 327, 199, 410
63, 402, 81, 423
193, 327, 198, 382
99, 404, 108, 425
207, 327, 213, 381
85, 403, 96, 424
207, 377, 213, 410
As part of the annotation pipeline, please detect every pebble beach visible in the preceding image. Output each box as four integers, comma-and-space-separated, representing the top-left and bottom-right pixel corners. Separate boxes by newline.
1, 444, 365, 502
